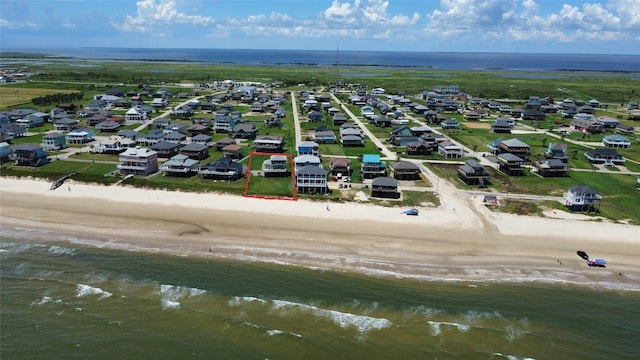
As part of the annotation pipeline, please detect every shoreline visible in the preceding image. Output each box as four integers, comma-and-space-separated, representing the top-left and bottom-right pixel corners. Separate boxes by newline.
1, 177, 639, 290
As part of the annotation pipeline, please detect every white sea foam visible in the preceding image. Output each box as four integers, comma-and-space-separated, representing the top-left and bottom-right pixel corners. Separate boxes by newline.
266, 329, 303, 337
228, 296, 267, 307
48, 246, 76, 255
493, 353, 536, 360
428, 321, 470, 334
31, 295, 63, 306
76, 284, 113, 299
159, 284, 207, 310
271, 299, 392, 333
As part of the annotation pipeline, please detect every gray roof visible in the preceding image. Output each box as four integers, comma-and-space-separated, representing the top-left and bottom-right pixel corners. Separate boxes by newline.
296, 165, 327, 176
371, 176, 398, 187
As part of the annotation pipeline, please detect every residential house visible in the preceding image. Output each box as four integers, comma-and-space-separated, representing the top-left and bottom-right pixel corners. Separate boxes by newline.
389, 161, 421, 180
371, 177, 400, 199
118, 147, 158, 175
221, 144, 243, 159
164, 123, 187, 135
602, 135, 631, 149
53, 118, 79, 131
534, 158, 569, 177
390, 126, 417, 146
615, 124, 635, 135
406, 140, 435, 155
521, 109, 546, 121
438, 140, 464, 159
160, 154, 199, 177
545, 143, 568, 162
214, 137, 235, 151
95, 121, 121, 132
340, 128, 364, 147
298, 141, 319, 157
179, 142, 209, 160
191, 133, 212, 147
410, 126, 432, 137
199, 157, 245, 180
187, 123, 211, 137
151, 117, 171, 129
440, 118, 460, 130
150, 141, 181, 158
329, 157, 351, 176
294, 154, 321, 172
296, 165, 328, 195
570, 119, 601, 133
373, 116, 392, 128
16, 114, 45, 128
163, 132, 187, 145
66, 128, 95, 145
1, 124, 27, 138
463, 110, 482, 121
11, 144, 48, 166
497, 153, 526, 176
313, 130, 336, 144
254, 135, 284, 153
491, 118, 514, 133
596, 117, 619, 129
332, 113, 348, 126
125, 107, 147, 122
232, 123, 258, 139
41, 132, 67, 151
563, 185, 601, 212
457, 160, 491, 186
172, 105, 194, 118
584, 149, 625, 165
499, 138, 531, 160
262, 155, 289, 177
91, 137, 135, 154
138, 130, 164, 146
487, 138, 504, 155
361, 154, 386, 179
213, 114, 238, 133
0, 142, 11, 163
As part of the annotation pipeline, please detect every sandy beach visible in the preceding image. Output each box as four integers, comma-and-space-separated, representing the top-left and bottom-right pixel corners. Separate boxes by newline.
1, 177, 639, 289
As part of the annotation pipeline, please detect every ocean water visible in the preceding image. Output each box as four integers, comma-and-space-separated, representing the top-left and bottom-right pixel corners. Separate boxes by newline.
2, 231, 639, 359
3, 47, 640, 72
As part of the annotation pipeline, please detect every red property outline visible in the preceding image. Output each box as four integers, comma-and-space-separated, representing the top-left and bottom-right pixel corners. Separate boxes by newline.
244, 152, 298, 201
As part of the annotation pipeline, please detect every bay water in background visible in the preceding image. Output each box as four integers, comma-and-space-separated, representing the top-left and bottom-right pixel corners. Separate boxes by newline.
3, 48, 640, 72
2, 233, 639, 359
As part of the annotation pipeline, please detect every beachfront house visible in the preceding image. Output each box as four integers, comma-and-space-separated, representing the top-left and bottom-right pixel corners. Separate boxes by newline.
294, 155, 322, 173
11, 143, 49, 167
160, 154, 199, 177
497, 153, 526, 176
118, 147, 158, 175
371, 177, 400, 199
457, 160, 491, 186
563, 185, 601, 212
199, 157, 245, 180
295, 165, 328, 195
262, 155, 289, 177
91, 137, 135, 154
533, 159, 569, 177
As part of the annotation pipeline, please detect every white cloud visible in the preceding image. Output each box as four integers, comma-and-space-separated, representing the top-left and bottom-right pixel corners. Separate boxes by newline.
62, 19, 76, 28
114, 0, 213, 32
423, 0, 637, 44
0, 18, 40, 30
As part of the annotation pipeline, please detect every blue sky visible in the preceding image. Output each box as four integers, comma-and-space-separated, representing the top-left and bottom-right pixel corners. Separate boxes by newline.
1, 0, 639, 54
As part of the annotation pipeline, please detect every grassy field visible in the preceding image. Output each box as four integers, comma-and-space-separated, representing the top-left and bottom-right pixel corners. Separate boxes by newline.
0, 87, 77, 108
